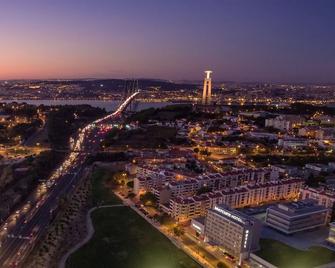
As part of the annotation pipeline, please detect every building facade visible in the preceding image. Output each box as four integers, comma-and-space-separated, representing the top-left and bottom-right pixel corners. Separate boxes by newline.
300, 186, 335, 222
265, 199, 328, 234
134, 166, 274, 198
327, 222, 335, 246
204, 205, 261, 265
168, 178, 303, 221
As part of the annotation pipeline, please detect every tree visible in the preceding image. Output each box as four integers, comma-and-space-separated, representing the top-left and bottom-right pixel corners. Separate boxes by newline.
155, 213, 173, 225
173, 227, 184, 237
196, 186, 212, 195
200, 149, 211, 156
140, 192, 157, 207
217, 262, 226, 268
127, 192, 136, 199
112, 172, 128, 185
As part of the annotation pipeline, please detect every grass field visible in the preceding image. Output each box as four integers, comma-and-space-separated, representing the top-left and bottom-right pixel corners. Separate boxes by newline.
91, 168, 122, 206
66, 168, 200, 268
66, 207, 201, 268
256, 239, 335, 268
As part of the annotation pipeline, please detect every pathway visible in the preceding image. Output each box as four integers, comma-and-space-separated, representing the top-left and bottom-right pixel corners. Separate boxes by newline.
58, 204, 125, 268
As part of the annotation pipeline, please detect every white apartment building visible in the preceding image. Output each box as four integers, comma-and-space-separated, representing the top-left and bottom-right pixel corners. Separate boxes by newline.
134, 167, 274, 198
168, 178, 303, 221
166, 168, 273, 197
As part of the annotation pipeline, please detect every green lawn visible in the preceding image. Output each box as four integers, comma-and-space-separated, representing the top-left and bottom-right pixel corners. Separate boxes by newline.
67, 167, 200, 268
66, 207, 201, 268
256, 239, 335, 268
91, 168, 122, 206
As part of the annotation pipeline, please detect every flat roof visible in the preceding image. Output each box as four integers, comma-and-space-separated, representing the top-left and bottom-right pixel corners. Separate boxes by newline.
269, 199, 328, 217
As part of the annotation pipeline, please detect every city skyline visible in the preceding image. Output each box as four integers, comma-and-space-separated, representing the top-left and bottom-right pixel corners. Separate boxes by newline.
2, 1, 335, 268
0, 0, 335, 83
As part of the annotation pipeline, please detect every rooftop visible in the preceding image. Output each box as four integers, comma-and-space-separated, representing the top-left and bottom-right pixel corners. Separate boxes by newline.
269, 199, 328, 216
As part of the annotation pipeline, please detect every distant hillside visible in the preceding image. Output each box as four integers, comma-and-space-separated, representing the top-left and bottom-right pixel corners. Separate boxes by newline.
25, 79, 200, 91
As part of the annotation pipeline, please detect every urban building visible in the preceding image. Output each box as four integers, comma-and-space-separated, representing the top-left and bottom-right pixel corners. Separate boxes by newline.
133, 168, 175, 195
278, 137, 308, 149
191, 217, 206, 236
134, 166, 274, 198
168, 168, 274, 197
167, 178, 303, 221
265, 115, 305, 131
300, 186, 335, 221
265, 199, 328, 234
298, 126, 319, 138
271, 164, 299, 177
305, 163, 330, 173
315, 127, 335, 140
248, 132, 278, 141
204, 205, 261, 265
326, 222, 335, 246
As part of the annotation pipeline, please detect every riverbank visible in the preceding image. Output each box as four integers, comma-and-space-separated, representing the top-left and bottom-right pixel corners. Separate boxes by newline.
0, 99, 171, 112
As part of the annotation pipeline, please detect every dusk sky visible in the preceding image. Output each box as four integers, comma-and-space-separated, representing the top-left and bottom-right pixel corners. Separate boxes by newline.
0, 0, 334, 82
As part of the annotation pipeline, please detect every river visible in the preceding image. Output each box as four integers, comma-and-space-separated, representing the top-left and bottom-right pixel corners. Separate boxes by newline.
0, 99, 171, 112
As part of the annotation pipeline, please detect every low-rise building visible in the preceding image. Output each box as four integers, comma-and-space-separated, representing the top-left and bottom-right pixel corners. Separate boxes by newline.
300, 186, 335, 221
248, 132, 278, 141
298, 126, 319, 138
315, 128, 335, 140
305, 163, 330, 173
326, 222, 335, 246
265, 115, 305, 131
191, 217, 206, 236
271, 164, 299, 177
278, 137, 308, 149
265, 199, 328, 234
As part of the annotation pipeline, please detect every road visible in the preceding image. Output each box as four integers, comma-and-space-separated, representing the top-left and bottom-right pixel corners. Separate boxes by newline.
0, 91, 140, 267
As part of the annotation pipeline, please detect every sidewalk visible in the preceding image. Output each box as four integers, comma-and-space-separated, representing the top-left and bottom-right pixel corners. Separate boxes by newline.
117, 192, 230, 268
58, 204, 125, 268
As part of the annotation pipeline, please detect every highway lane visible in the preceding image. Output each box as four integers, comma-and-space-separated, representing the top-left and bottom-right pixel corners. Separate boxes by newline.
0, 91, 140, 267
0, 165, 85, 266
0, 131, 99, 266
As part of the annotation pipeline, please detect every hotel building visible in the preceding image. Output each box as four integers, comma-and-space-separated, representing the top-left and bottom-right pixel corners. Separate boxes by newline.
204, 205, 261, 265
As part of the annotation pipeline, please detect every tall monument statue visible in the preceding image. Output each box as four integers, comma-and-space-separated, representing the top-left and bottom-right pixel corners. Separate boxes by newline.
202, 70, 212, 105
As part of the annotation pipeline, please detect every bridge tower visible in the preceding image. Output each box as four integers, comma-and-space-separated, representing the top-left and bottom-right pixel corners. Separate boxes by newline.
123, 79, 139, 112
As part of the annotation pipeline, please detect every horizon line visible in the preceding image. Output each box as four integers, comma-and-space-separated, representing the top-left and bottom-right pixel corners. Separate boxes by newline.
1, 77, 335, 86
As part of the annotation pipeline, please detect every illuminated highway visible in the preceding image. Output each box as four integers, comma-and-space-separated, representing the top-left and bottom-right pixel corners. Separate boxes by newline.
0, 91, 140, 267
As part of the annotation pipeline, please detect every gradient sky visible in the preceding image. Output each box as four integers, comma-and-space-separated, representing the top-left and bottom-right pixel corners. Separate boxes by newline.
0, 0, 334, 82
